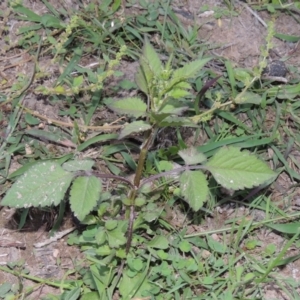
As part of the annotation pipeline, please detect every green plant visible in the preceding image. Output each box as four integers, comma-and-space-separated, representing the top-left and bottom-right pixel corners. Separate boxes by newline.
1, 38, 278, 299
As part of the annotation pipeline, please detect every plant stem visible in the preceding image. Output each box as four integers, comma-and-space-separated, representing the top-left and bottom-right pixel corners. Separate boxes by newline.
0, 266, 74, 289
125, 129, 156, 253
134, 148, 148, 187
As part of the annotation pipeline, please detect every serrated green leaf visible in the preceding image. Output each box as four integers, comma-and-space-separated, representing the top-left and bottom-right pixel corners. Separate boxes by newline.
167, 88, 191, 99
205, 146, 276, 190
107, 97, 147, 118
141, 36, 162, 77
73, 75, 84, 87
107, 229, 127, 248
207, 236, 228, 254
178, 147, 207, 165
180, 170, 208, 211
171, 57, 211, 83
118, 121, 151, 139
119, 271, 154, 299
95, 244, 112, 256
150, 112, 170, 123
128, 258, 144, 272
158, 104, 189, 115
62, 159, 94, 172
136, 36, 162, 92
119, 79, 137, 90
105, 219, 118, 230
95, 230, 106, 245
135, 198, 146, 207
173, 81, 191, 89
234, 68, 252, 84
179, 240, 191, 252
235, 91, 262, 104
147, 235, 169, 249
157, 160, 174, 171
70, 176, 101, 221
1, 161, 73, 208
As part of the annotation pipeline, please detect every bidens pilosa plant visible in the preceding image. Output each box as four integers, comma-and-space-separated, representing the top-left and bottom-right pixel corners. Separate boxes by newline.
1, 39, 276, 298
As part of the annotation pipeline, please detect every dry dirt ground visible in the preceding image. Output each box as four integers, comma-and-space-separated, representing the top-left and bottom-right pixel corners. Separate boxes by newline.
1, 0, 300, 299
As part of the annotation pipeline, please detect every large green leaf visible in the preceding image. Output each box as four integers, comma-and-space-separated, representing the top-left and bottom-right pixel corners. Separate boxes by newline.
70, 176, 102, 221
118, 121, 151, 139
205, 146, 276, 190
180, 170, 208, 211
136, 37, 162, 92
1, 161, 74, 208
107, 97, 147, 118
62, 159, 95, 172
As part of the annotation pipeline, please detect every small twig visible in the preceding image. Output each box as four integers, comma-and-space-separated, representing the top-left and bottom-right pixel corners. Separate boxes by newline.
75, 170, 135, 189
141, 164, 205, 187
0, 49, 31, 62
0, 265, 74, 289
33, 227, 76, 248
238, 1, 267, 28
262, 75, 288, 83
0, 43, 41, 109
0, 57, 33, 72
18, 105, 124, 131
0, 239, 26, 249
125, 205, 135, 254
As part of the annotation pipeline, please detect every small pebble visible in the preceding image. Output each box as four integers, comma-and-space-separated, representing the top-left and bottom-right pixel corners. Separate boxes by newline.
262, 60, 288, 77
